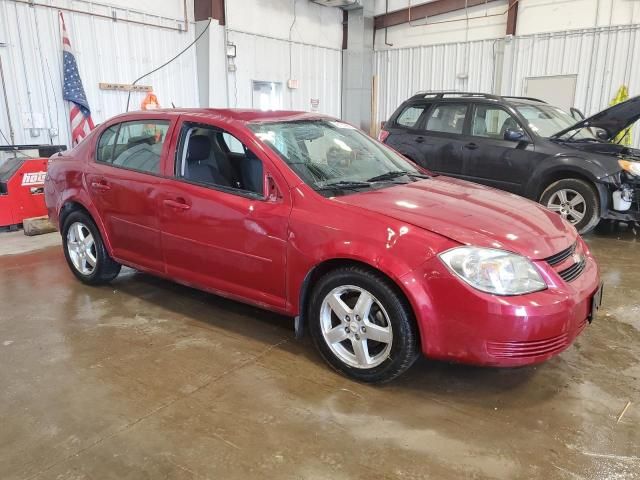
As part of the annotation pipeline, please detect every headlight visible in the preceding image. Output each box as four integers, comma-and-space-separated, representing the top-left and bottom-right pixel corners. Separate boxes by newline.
439, 247, 546, 295
619, 159, 640, 176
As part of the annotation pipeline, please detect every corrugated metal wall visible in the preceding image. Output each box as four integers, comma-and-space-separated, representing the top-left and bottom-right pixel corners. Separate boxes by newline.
502, 24, 640, 147
376, 24, 640, 146
375, 39, 497, 126
227, 30, 342, 118
0, 0, 199, 148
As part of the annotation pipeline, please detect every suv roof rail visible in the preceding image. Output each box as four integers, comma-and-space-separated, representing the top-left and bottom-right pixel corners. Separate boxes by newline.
501, 95, 547, 103
409, 91, 548, 103
410, 91, 501, 100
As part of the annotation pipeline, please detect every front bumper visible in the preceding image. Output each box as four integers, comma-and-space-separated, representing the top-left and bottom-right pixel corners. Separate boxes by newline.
400, 241, 601, 366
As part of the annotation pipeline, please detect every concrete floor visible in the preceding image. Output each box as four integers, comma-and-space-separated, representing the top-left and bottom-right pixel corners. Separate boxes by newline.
0, 229, 638, 480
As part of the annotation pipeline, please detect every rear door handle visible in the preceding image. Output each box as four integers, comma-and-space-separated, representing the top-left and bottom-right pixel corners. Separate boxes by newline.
90, 181, 111, 192
415, 136, 425, 143
163, 199, 191, 211
464, 142, 478, 150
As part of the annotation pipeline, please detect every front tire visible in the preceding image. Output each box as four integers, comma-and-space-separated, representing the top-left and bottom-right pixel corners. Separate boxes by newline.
308, 266, 419, 383
62, 211, 121, 285
540, 178, 600, 234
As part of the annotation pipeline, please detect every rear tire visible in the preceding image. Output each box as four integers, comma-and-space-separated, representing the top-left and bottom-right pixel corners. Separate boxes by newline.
540, 178, 600, 235
62, 211, 121, 285
308, 266, 419, 383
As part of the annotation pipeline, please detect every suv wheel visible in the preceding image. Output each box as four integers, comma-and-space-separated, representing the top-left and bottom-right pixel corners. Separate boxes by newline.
62, 211, 121, 285
540, 179, 600, 234
308, 266, 419, 383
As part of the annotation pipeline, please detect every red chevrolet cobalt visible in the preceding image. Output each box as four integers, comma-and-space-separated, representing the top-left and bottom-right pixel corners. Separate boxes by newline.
45, 109, 602, 382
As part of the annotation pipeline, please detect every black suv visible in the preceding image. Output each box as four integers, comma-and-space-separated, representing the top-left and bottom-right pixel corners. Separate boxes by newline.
380, 92, 640, 234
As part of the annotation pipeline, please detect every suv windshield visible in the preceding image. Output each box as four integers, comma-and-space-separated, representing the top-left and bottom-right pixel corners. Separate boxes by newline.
515, 104, 599, 140
248, 120, 426, 195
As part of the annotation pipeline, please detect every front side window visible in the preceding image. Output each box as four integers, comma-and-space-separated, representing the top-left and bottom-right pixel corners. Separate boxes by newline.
176, 124, 264, 197
471, 105, 522, 138
248, 120, 426, 196
96, 120, 169, 174
426, 104, 468, 134
395, 104, 429, 128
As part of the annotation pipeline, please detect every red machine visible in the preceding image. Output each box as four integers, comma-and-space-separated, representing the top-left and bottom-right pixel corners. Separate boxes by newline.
0, 145, 66, 229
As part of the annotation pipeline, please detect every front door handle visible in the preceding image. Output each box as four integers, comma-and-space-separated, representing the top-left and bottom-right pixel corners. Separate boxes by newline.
415, 136, 425, 143
90, 180, 111, 192
464, 142, 479, 150
163, 199, 191, 211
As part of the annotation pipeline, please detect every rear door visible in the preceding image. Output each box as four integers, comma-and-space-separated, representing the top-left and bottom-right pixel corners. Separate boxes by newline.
462, 103, 540, 194
85, 117, 175, 272
416, 102, 469, 177
158, 116, 291, 309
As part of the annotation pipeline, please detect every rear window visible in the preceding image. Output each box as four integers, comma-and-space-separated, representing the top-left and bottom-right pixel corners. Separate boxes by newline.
395, 104, 429, 128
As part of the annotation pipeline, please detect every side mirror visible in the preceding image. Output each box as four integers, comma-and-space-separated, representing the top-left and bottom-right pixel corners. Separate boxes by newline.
504, 128, 526, 142
595, 129, 609, 141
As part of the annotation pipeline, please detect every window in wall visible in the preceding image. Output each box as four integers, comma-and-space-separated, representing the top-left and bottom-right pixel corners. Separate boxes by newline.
425, 104, 468, 134
177, 124, 264, 197
96, 120, 169, 175
472, 105, 521, 138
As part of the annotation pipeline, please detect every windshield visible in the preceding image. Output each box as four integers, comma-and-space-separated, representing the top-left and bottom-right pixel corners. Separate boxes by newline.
248, 120, 426, 195
515, 104, 598, 140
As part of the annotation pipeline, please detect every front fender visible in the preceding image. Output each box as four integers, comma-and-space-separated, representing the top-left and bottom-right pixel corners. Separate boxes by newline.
525, 155, 609, 198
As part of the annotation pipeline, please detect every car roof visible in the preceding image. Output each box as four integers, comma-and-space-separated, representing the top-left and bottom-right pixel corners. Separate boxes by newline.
107, 108, 332, 124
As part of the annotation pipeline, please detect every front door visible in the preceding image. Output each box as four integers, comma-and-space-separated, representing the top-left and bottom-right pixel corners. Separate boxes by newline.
86, 118, 173, 272
159, 118, 290, 309
462, 104, 538, 194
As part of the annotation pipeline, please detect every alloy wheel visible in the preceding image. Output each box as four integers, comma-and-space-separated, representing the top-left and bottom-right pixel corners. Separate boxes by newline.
320, 285, 393, 369
66, 222, 97, 275
546, 188, 586, 225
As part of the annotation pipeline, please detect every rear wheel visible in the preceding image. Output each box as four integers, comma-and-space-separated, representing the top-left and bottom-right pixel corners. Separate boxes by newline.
540, 178, 600, 234
62, 211, 121, 285
308, 266, 419, 383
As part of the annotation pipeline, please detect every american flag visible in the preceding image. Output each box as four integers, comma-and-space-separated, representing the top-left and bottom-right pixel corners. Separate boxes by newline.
60, 12, 94, 146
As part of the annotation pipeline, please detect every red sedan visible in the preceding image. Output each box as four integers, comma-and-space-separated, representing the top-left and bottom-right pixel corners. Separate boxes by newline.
45, 109, 602, 383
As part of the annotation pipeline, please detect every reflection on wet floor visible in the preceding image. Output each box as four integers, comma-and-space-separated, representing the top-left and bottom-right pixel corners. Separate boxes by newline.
0, 228, 638, 479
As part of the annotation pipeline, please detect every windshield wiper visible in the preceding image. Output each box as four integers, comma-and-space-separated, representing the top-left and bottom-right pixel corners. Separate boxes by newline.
366, 170, 429, 182
316, 180, 373, 191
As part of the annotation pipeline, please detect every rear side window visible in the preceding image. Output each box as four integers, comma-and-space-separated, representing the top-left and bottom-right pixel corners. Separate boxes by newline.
395, 104, 428, 128
96, 120, 170, 175
426, 104, 468, 134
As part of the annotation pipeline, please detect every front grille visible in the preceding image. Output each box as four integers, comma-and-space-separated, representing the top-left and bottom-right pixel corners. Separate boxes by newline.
544, 242, 576, 266
558, 257, 586, 282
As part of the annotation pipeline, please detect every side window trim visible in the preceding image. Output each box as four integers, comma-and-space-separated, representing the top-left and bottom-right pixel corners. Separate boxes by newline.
174, 120, 267, 201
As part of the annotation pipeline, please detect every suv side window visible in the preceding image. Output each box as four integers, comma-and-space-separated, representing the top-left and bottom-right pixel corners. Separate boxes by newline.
96, 120, 170, 175
425, 104, 468, 134
176, 123, 264, 197
395, 104, 429, 128
472, 105, 522, 138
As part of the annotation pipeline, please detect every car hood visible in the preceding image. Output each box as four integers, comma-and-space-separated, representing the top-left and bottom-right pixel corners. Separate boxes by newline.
550, 96, 640, 141
334, 177, 577, 260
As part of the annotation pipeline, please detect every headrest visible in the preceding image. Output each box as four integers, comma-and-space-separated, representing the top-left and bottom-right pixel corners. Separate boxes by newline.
187, 135, 211, 162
